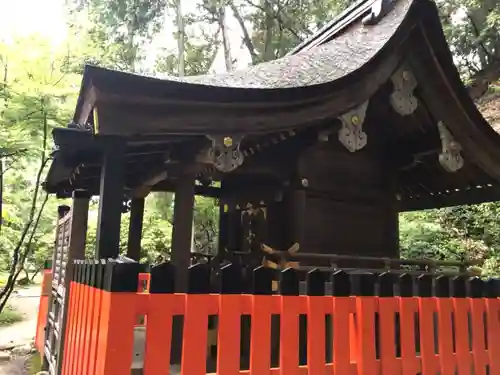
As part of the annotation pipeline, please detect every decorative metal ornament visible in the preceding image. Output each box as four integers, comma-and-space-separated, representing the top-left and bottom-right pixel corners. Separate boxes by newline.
338, 101, 369, 152
207, 134, 245, 172
390, 67, 418, 116
437, 121, 464, 172
362, 0, 397, 25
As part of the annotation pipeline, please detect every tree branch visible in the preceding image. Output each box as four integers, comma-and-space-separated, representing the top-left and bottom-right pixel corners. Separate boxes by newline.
0, 101, 50, 313
0, 193, 49, 312
465, 12, 495, 65
0, 149, 29, 159
229, 0, 259, 64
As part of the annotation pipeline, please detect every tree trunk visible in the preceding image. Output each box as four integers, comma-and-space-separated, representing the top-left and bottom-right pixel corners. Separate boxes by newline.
0, 159, 3, 234
176, 0, 185, 77
262, 0, 275, 62
0, 58, 7, 234
229, 1, 259, 64
220, 4, 233, 72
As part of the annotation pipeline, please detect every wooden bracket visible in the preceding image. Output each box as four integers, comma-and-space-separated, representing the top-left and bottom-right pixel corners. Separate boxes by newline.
338, 101, 369, 152
437, 121, 464, 172
206, 135, 245, 172
390, 66, 418, 116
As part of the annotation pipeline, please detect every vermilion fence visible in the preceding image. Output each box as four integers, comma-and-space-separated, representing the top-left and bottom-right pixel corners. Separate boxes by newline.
57, 260, 500, 375
35, 265, 52, 355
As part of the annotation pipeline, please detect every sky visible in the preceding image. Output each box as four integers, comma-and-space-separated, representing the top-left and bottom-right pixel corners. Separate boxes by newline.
0, 0, 67, 44
0, 0, 251, 74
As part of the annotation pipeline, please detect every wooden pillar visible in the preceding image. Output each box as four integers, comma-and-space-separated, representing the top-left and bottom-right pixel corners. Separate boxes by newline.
69, 190, 91, 259
217, 200, 228, 255
56, 190, 90, 375
170, 174, 195, 365
95, 137, 125, 259
288, 188, 307, 247
170, 173, 195, 292
127, 197, 145, 261
387, 173, 400, 258
227, 205, 241, 252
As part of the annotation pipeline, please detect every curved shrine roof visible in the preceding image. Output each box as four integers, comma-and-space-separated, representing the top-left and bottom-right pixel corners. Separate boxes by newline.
45, 0, 500, 211
73, 0, 410, 135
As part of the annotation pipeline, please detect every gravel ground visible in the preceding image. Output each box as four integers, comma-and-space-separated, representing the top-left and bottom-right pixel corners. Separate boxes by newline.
0, 286, 41, 375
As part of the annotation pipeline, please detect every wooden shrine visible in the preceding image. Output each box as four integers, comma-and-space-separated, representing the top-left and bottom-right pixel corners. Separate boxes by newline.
45, 0, 500, 276
37, 0, 500, 373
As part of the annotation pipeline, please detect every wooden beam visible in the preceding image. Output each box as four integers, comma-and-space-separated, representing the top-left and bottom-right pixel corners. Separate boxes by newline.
95, 137, 126, 259
400, 185, 500, 211
153, 181, 220, 197
217, 186, 228, 255
126, 197, 145, 261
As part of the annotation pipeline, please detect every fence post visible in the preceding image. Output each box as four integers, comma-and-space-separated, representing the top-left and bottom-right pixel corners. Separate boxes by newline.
485, 279, 500, 374
469, 277, 487, 375
35, 262, 52, 355
416, 274, 439, 375
86, 261, 105, 375
142, 262, 177, 375
69, 261, 86, 375
331, 270, 354, 375
181, 264, 211, 375
377, 272, 399, 375
306, 269, 327, 375
451, 276, 472, 375
279, 268, 301, 375
352, 273, 378, 375
435, 275, 454, 375
216, 263, 243, 375
398, 273, 420, 375
249, 266, 274, 374
63, 260, 79, 375
75, 263, 92, 374
94, 261, 140, 375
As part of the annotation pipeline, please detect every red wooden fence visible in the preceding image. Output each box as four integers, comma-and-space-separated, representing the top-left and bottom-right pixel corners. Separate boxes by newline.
40, 261, 500, 375
35, 269, 52, 355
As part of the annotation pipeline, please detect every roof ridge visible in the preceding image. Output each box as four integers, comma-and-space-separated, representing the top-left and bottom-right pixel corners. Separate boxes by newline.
289, 0, 378, 54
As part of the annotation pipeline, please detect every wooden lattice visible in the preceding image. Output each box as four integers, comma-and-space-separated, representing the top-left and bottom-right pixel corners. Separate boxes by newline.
44, 207, 72, 375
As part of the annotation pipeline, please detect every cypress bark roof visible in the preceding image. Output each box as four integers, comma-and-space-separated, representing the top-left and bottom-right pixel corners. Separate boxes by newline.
43, 0, 500, 211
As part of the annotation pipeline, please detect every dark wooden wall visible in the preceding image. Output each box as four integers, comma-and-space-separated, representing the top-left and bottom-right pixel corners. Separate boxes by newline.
219, 140, 400, 263
290, 143, 399, 263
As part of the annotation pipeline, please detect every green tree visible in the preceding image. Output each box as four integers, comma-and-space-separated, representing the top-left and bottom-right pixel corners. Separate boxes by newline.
66, 0, 167, 71
0, 36, 80, 313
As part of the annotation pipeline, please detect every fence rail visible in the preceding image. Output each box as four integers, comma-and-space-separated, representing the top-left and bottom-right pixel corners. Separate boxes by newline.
55, 260, 500, 375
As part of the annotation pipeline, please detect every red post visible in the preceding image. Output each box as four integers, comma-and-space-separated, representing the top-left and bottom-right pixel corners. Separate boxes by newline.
249, 295, 273, 374
378, 297, 400, 374
181, 294, 210, 375
332, 297, 355, 375
35, 269, 52, 354
217, 294, 242, 375
94, 263, 140, 375
307, 295, 327, 375
418, 297, 439, 374
453, 298, 472, 375
469, 298, 487, 375
353, 296, 377, 375
435, 298, 455, 375
398, 297, 420, 375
